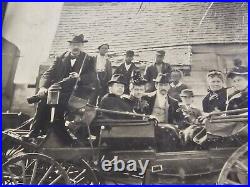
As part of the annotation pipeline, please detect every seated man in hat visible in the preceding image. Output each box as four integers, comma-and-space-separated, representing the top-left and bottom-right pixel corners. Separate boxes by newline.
99, 74, 133, 119
145, 73, 180, 124
168, 69, 188, 102
24, 34, 99, 142
122, 69, 150, 114
144, 50, 172, 92
114, 50, 137, 94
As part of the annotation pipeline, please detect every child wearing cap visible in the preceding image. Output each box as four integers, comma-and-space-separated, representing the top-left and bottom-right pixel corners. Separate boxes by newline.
202, 70, 227, 113
177, 89, 202, 129
168, 69, 188, 102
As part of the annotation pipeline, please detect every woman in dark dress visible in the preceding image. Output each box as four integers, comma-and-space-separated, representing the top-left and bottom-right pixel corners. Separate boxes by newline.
202, 70, 227, 113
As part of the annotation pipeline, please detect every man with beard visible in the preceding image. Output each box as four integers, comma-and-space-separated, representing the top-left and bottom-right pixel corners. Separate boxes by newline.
24, 34, 99, 140
144, 50, 172, 92
114, 50, 137, 94
145, 73, 180, 124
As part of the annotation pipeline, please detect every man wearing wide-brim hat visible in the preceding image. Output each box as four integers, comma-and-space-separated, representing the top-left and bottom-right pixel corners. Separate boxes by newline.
144, 50, 172, 92
25, 34, 99, 140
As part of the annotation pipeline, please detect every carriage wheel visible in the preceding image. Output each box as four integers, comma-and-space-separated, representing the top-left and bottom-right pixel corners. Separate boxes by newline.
217, 143, 248, 184
61, 159, 99, 184
2, 153, 70, 184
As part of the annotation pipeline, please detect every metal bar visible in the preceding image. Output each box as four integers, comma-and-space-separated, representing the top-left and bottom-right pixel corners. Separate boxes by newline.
210, 118, 248, 123
211, 114, 248, 120
95, 119, 148, 123
209, 108, 248, 117
95, 122, 151, 127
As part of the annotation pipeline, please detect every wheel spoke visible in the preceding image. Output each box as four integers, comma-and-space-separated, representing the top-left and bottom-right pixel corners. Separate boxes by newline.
30, 159, 38, 184
38, 165, 54, 184
73, 169, 86, 181
20, 160, 27, 184
6, 167, 18, 184
49, 174, 63, 185
235, 160, 248, 172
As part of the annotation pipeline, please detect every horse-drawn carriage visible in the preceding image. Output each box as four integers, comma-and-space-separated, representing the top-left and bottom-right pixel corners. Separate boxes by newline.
2, 85, 248, 184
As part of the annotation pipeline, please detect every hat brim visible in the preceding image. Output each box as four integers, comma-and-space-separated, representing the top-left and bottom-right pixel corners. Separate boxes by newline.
108, 81, 126, 86
227, 72, 248, 79
68, 40, 88, 43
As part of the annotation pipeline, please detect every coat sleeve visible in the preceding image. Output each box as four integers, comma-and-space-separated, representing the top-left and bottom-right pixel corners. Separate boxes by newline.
39, 59, 59, 89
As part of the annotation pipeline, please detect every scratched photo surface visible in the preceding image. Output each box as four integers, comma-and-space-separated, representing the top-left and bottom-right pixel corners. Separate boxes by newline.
2, 2, 248, 185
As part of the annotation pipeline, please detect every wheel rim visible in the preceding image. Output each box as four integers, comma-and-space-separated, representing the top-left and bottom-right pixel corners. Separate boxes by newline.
2, 153, 70, 184
218, 143, 248, 184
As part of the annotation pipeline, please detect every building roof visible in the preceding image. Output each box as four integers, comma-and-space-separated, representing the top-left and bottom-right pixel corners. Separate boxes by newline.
50, 2, 247, 59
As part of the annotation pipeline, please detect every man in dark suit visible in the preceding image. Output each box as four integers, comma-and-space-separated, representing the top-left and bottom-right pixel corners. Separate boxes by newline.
144, 73, 180, 124
26, 34, 99, 139
144, 50, 172, 92
114, 50, 137, 94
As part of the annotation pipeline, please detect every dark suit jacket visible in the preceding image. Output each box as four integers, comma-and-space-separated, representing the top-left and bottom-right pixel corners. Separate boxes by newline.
144, 62, 172, 91
202, 88, 227, 113
40, 51, 100, 104
143, 94, 181, 124
114, 62, 137, 94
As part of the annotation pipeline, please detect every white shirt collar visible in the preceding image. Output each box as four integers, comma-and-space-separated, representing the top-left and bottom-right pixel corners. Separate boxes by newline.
170, 82, 183, 88
124, 63, 132, 71
70, 59, 76, 67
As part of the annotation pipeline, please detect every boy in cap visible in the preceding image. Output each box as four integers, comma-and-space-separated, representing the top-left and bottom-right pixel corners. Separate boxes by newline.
168, 69, 188, 101
144, 50, 172, 92
177, 89, 202, 129
122, 69, 150, 114
99, 74, 132, 119
114, 50, 137, 94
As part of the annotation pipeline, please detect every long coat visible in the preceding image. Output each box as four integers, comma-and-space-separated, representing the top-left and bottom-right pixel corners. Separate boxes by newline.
40, 51, 100, 104
113, 62, 137, 94
144, 62, 172, 91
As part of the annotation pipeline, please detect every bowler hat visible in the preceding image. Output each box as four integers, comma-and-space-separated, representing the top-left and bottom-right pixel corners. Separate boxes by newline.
98, 43, 109, 50
108, 74, 126, 85
156, 50, 165, 56
153, 73, 170, 84
131, 69, 147, 86
227, 66, 248, 79
68, 34, 88, 43
126, 50, 135, 57
180, 89, 194, 97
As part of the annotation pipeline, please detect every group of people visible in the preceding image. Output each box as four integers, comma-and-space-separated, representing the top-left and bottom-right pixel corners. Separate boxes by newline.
24, 34, 248, 148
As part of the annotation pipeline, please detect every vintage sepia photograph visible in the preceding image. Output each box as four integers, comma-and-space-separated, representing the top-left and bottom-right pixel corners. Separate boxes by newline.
2, 2, 248, 184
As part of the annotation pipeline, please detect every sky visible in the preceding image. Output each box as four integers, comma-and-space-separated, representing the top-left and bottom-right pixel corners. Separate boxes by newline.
3, 2, 63, 84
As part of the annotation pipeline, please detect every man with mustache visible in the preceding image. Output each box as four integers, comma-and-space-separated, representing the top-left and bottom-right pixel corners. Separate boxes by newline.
145, 73, 180, 124
24, 34, 99, 140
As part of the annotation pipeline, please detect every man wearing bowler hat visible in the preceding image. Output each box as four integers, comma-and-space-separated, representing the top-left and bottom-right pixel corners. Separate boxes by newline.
144, 50, 172, 92
145, 73, 180, 124
114, 50, 137, 94
25, 34, 99, 140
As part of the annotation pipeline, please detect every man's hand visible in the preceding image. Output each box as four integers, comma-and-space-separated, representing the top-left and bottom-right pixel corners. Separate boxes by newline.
37, 87, 48, 97
69, 72, 79, 78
